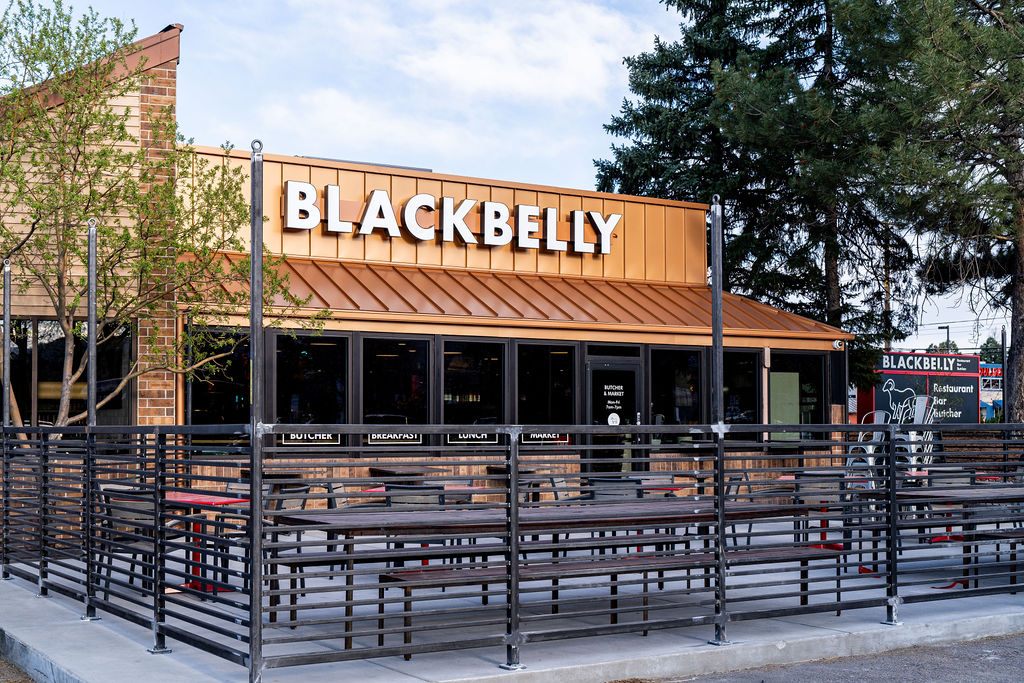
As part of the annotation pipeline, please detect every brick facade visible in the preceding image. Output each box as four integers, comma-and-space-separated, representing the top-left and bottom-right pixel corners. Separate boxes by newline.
135, 58, 178, 426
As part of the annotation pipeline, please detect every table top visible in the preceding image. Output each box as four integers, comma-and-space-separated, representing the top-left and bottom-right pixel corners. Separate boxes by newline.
889, 485, 1024, 503
359, 485, 487, 494
274, 499, 806, 535
367, 465, 446, 477
164, 491, 250, 506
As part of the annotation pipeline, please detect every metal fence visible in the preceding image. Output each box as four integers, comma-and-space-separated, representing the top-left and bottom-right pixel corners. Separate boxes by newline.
3, 422, 1024, 682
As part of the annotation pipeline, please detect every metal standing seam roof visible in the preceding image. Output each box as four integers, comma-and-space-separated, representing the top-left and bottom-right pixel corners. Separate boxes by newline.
248, 256, 851, 340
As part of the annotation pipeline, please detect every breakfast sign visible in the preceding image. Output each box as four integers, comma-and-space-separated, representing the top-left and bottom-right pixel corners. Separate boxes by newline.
283, 180, 622, 254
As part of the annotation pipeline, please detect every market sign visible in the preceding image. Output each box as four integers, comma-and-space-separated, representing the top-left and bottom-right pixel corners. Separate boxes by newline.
521, 432, 570, 445
283, 181, 621, 254
873, 352, 980, 423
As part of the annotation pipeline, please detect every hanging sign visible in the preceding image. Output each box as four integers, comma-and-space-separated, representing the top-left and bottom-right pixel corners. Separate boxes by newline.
367, 432, 422, 445
281, 432, 341, 445
873, 352, 980, 423
446, 432, 499, 445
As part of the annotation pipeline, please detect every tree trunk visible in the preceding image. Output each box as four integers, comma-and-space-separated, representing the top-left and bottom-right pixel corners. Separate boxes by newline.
1009, 224, 1024, 423
55, 328, 75, 427
824, 210, 842, 328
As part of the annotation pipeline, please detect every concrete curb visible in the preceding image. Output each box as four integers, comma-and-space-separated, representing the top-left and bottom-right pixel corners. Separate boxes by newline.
0, 625, 83, 683
436, 613, 1024, 683
3, 575, 1024, 682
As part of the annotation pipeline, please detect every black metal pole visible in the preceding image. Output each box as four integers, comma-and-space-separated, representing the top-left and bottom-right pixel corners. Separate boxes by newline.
149, 433, 170, 654
185, 314, 193, 428
710, 195, 724, 425
1002, 326, 1008, 422
882, 425, 901, 625
709, 195, 730, 645
87, 219, 97, 426
248, 139, 265, 683
37, 433, 48, 594
1, 259, 9, 580
501, 427, 524, 670
82, 219, 99, 621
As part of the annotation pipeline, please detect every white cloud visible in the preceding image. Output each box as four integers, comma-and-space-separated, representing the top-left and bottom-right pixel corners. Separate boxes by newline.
83, 0, 684, 188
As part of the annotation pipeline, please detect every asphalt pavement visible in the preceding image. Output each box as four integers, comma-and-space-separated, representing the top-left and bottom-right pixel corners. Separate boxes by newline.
633, 630, 1024, 682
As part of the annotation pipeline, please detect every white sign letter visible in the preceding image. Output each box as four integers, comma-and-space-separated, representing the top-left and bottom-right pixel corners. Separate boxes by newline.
587, 211, 621, 255
359, 189, 401, 237
441, 197, 478, 244
516, 204, 541, 249
324, 185, 352, 233
482, 201, 513, 246
543, 207, 567, 252
284, 180, 319, 230
402, 193, 437, 240
570, 210, 594, 253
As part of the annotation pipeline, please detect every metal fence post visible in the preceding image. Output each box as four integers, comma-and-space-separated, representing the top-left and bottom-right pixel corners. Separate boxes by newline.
882, 425, 902, 625
501, 426, 524, 670
709, 425, 731, 645
248, 139, 265, 683
1, 259, 10, 580
149, 432, 171, 654
87, 219, 97, 427
81, 429, 99, 620
37, 432, 48, 596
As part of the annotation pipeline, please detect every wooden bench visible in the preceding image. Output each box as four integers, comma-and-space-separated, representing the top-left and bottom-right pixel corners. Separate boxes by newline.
266, 531, 688, 627
377, 546, 842, 658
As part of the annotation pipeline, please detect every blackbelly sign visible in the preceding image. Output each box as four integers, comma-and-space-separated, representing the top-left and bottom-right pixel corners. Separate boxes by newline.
873, 352, 980, 423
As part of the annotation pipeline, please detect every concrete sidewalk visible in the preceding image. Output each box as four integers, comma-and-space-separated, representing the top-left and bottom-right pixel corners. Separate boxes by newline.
2, 574, 1024, 683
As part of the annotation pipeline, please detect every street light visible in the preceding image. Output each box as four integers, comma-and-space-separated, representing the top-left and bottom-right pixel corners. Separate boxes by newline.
937, 325, 950, 351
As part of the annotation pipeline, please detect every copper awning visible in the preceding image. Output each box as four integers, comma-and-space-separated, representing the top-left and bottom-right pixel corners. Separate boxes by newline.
251, 256, 851, 343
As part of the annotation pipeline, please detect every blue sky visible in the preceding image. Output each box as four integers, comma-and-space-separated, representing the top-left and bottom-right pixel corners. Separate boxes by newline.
73, 1, 1008, 354
81, 0, 681, 191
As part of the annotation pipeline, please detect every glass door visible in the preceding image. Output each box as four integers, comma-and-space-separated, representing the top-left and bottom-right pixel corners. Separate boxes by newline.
586, 360, 641, 473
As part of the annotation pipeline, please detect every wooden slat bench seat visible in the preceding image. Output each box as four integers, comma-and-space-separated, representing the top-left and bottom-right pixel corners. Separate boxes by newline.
266, 532, 688, 626
376, 546, 841, 658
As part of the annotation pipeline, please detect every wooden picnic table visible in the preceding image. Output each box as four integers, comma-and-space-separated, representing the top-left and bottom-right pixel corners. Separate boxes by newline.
273, 498, 806, 536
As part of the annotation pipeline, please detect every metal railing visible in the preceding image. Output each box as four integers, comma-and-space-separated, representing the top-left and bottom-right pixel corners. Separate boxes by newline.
3, 422, 1024, 681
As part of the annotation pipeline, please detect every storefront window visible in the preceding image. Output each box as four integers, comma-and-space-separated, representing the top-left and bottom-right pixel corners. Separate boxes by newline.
770, 352, 825, 438
275, 335, 347, 424
724, 351, 759, 426
362, 338, 429, 425
517, 344, 573, 441
444, 340, 504, 443
34, 321, 131, 425
9, 320, 31, 424
190, 334, 249, 426
650, 349, 702, 442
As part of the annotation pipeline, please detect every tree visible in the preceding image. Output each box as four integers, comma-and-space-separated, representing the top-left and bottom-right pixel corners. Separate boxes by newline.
879, 1, 1024, 421
0, 1, 312, 426
926, 340, 960, 354
596, 1, 919, 387
980, 336, 1003, 364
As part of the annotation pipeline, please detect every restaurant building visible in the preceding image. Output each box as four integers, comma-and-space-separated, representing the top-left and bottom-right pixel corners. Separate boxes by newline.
8, 25, 853, 439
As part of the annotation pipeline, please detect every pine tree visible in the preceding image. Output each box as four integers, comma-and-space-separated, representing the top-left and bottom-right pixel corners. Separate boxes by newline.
980, 337, 1003, 365
880, 1, 1024, 421
597, 1, 918, 386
